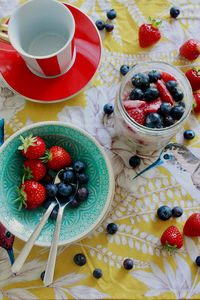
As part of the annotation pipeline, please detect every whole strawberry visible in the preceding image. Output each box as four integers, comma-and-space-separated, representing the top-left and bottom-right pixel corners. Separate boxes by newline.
15, 181, 46, 210
18, 135, 46, 159
23, 159, 47, 182
42, 146, 72, 170
183, 213, 200, 236
139, 17, 162, 48
193, 93, 200, 113
185, 68, 200, 91
161, 225, 183, 252
179, 39, 200, 60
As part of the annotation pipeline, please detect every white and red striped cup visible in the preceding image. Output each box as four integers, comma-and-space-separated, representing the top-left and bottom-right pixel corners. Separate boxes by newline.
8, 0, 75, 78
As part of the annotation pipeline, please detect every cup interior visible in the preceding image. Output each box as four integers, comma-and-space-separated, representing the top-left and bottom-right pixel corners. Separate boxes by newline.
8, 0, 75, 58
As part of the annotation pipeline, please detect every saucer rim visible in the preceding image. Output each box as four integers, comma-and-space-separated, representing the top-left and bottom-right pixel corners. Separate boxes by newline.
0, 3, 102, 103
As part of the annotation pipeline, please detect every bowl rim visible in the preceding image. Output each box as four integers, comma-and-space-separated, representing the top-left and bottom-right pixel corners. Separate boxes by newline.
0, 121, 115, 247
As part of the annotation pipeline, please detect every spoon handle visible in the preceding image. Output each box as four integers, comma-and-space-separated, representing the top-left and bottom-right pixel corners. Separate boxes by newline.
43, 205, 65, 287
11, 201, 57, 274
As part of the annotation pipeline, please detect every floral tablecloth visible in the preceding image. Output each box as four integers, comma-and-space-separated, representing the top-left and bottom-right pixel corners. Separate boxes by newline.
1, 0, 200, 299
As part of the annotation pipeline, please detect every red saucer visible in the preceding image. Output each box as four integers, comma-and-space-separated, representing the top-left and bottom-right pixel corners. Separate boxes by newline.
0, 4, 102, 103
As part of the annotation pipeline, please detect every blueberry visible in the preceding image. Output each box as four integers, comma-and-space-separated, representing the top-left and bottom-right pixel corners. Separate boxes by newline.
130, 88, 143, 100
123, 258, 134, 270
58, 183, 73, 197
93, 268, 103, 279
132, 73, 150, 90
61, 170, 75, 184
106, 9, 117, 20
95, 19, 105, 30
50, 207, 59, 219
74, 253, 87, 266
46, 183, 58, 198
145, 113, 162, 128
104, 103, 114, 115
166, 80, 178, 93
159, 102, 172, 116
172, 89, 184, 102
157, 205, 172, 220
196, 256, 200, 267
120, 64, 131, 76
69, 198, 79, 208
178, 101, 185, 108
73, 160, 86, 173
170, 6, 180, 18
163, 115, 175, 127
172, 206, 183, 217
129, 155, 141, 168
184, 129, 195, 140
42, 198, 54, 209
148, 70, 161, 83
77, 187, 89, 201
77, 173, 89, 184
105, 23, 114, 32
144, 87, 160, 101
106, 223, 118, 234
170, 105, 185, 120
40, 271, 45, 281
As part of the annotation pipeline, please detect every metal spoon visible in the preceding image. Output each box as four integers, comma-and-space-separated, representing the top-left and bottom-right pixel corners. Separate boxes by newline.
43, 169, 79, 287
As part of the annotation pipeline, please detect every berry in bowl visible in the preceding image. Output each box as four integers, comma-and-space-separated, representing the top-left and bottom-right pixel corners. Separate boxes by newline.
0, 121, 115, 247
114, 62, 193, 156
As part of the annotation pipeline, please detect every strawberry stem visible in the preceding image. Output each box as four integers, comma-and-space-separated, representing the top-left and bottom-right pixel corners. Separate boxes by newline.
40, 149, 51, 163
18, 134, 37, 153
162, 242, 177, 255
148, 16, 162, 27
14, 186, 27, 210
22, 166, 33, 183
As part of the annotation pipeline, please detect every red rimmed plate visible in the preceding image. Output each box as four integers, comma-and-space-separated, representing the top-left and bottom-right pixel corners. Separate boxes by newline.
0, 4, 102, 103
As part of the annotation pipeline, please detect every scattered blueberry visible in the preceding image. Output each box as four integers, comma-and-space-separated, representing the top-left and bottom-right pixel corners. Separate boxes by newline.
172, 206, 183, 218
93, 268, 103, 279
50, 207, 59, 219
132, 73, 150, 90
40, 271, 45, 281
74, 253, 87, 266
105, 23, 114, 32
106, 8, 117, 20
148, 70, 162, 83
178, 101, 185, 108
104, 103, 114, 115
129, 155, 141, 168
77, 173, 89, 184
95, 19, 105, 30
172, 89, 184, 102
46, 183, 58, 198
62, 170, 75, 184
77, 187, 89, 201
58, 183, 72, 197
170, 6, 180, 18
106, 222, 118, 234
159, 102, 172, 116
184, 129, 195, 140
123, 258, 134, 270
170, 105, 185, 120
157, 205, 172, 221
163, 115, 175, 127
73, 160, 86, 173
120, 64, 131, 76
144, 87, 160, 101
145, 113, 162, 128
166, 80, 178, 93
196, 256, 200, 267
130, 88, 144, 100
69, 198, 79, 208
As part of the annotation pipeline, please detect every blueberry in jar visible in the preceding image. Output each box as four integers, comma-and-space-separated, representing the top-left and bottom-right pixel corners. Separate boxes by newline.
172, 89, 184, 102
148, 70, 161, 83
158, 102, 172, 116
144, 87, 160, 101
163, 115, 175, 127
130, 88, 143, 100
170, 105, 185, 120
166, 80, 178, 93
145, 113, 163, 128
132, 73, 150, 90
120, 64, 131, 76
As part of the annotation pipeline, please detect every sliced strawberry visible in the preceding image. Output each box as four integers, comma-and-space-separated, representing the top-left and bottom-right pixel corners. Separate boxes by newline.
161, 72, 177, 83
156, 80, 174, 105
123, 100, 146, 110
127, 108, 146, 125
144, 98, 162, 113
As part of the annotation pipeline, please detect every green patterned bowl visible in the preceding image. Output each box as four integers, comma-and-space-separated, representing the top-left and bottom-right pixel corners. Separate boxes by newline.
0, 121, 115, 247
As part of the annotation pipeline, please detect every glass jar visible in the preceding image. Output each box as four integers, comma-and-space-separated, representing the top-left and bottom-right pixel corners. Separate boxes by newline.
114, 61, 193, 157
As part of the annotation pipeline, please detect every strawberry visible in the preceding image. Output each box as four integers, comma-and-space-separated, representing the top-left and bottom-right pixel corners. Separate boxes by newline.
127, 108, 146, 125
183, 213, 200, 236
42, 146, 72, 170
156, 79, 174, 105
179, 38, 200, 61
161, 226, 183, 252
193, 93, 200, 113
123, 100, 146, 110
23, 159, 47, 182
18, 135, 46, 159
161, 72, 177, 83
144, 98, 162, 113
15, 181, 46, 210
139, 17, 162, 48
185, 68, 200, 91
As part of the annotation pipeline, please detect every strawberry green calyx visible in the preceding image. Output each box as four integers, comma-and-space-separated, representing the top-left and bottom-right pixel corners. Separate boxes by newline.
14, 186, 27, 210
22, 166, 33, 183
18, 134, 37, 153
41, 149, 51, 163
192, 67, 200, 75
162, 242, 177, 255
148, 16, 162, 28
